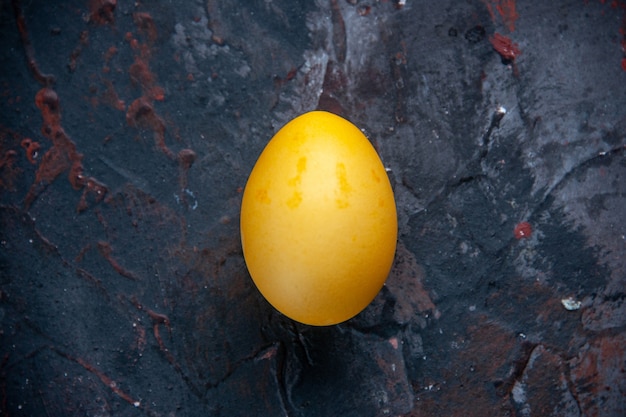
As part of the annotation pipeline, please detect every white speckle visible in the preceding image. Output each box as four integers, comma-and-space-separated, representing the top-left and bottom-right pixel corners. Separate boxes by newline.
468, 305, 476, 312
235, 64, 251, 78
174, 189, 199, 210
184, 189, 198, 210
512, 381, 526, 403
133, 401, 141, 407
561, 297, 582, 311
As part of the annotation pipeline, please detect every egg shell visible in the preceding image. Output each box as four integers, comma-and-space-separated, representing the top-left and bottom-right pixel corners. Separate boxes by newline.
240, 111, 397, 326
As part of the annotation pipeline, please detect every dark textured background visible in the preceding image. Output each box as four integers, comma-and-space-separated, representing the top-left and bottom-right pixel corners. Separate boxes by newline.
1, 0, 625, 416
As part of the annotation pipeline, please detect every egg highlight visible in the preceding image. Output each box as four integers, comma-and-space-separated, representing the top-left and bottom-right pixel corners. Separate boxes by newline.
240, 111, 397, 326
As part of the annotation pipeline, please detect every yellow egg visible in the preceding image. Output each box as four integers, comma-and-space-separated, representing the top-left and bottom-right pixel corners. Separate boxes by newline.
240, 111, 397, 326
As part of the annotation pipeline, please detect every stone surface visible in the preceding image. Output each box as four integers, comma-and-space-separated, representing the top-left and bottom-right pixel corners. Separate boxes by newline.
1, 0, 624, 416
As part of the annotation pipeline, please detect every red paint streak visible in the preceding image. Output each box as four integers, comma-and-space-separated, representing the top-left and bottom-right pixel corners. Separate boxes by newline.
102, 79, 126, 111
20, 138, 41, 164
484, 0, 496, 22
150, 86, 165, 101
132, 12, 158, 43
483, 0, 519, 32
285, 67, 298, 81
78, 177, 108, 212
97, 241, 139, 280
68, 30, 89, 73
178, 148, 196, 171
176, 149, 197, 208
145, 308, 171, 328
569, 334, 626, 416
273, 67, 299, 89
129, 58, 156, 93
496, 0, 519, 32
89, 0, 117, 25
490, 33, 522, 61
71, 356, 140, 407
12, 0, 55, 85
0, 146, 19, 192
133, 321, 147, 356
75, 357, 136, 404
514, 222, 533, 239
126, 96, 174, 158
123, 13, 175, 158
257, 344, 279, 361
622, 57, 626, 71
102, 45, 118, 73
104, 45, 118, 61
36, 88, 61, 127
53, 348, 140, 407
130, 298, 189, 387
26, 88, 107, 210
